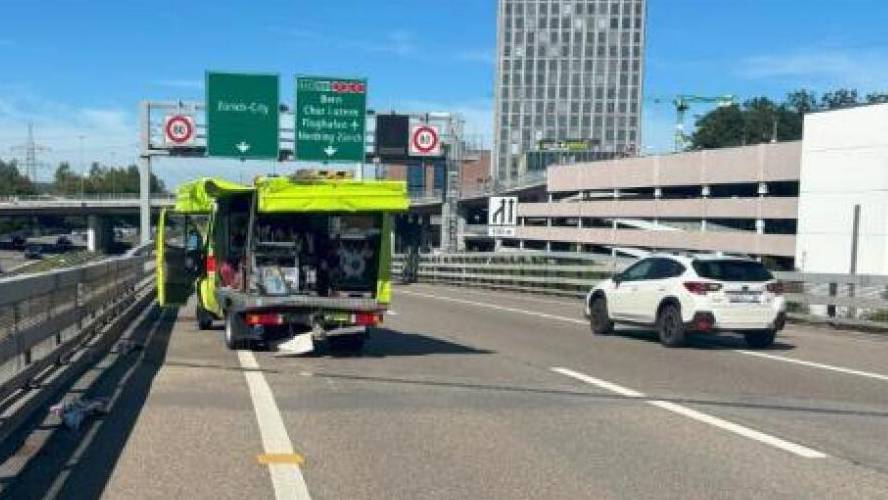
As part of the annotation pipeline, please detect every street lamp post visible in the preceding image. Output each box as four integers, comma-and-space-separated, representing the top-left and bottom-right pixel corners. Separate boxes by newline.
78, 135, 85, 196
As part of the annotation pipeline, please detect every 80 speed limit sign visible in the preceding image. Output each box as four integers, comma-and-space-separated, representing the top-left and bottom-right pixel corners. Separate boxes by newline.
164, 114, 195, 147
409, 124, 442, 157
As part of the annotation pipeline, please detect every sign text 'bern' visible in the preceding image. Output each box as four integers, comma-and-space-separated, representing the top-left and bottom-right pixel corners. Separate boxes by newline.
206, 72, 280, 159
295, 76, 367, 162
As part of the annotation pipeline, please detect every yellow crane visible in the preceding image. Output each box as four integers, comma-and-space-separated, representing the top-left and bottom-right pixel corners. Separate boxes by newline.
654, 95, 737, 151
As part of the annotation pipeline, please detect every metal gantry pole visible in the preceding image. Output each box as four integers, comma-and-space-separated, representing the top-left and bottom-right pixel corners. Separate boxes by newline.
138, 101, 152, 244
441, 115, 463, 253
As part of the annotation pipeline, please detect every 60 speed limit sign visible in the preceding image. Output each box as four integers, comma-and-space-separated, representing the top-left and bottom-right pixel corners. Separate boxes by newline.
409, 124, 442, 157
164, 114, 195, 146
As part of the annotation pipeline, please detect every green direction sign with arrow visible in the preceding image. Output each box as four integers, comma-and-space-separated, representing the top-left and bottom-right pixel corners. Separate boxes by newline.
206, 72, 279, 159
295, 76, 367, 162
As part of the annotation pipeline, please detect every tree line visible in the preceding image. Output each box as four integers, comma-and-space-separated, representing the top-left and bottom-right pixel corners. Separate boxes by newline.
0, 159, 165, 196
690, 88, 888, 150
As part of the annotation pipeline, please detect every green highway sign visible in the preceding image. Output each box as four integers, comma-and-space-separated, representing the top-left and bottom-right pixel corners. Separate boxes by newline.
206, 72, 279, 159
295, 76, 367, 162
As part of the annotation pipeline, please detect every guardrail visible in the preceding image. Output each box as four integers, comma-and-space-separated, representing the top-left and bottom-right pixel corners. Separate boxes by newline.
0, 244, 155, 407
393, 252, 888, 329
393, 251, 629, 297
408, 189, 445, 205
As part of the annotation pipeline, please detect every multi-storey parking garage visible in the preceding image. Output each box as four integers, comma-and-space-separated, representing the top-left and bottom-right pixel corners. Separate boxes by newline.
496, 103, 888, 274
502, 141, 801, 268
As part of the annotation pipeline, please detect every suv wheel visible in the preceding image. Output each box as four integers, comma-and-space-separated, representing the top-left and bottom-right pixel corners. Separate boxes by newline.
744, 329, 776, 349
589, 297, 614, 335
657, 303, 687, 347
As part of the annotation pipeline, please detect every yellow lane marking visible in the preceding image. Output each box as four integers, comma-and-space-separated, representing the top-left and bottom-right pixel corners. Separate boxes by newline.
257, 453, 306, 466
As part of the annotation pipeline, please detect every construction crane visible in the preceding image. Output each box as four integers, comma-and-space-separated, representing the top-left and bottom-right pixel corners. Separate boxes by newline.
653, 95, 737, 152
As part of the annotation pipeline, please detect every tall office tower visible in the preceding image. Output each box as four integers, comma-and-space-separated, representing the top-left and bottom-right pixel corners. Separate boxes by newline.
492, 0, 646, 184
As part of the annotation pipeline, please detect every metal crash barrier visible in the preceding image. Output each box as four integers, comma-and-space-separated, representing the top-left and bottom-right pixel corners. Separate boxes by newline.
393, 252, 888, 329
0, 243, 156, 438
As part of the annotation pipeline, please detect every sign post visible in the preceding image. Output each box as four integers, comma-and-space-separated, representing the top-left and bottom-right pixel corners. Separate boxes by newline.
295, 76, 367, 162
206, 72, 280, 159
488, 196, 518, 237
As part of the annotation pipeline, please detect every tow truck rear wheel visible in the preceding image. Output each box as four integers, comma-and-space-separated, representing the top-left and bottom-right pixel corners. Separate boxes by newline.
224, 312, 245, 350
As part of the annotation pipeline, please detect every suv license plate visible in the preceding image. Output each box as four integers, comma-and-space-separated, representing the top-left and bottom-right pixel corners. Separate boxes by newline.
729, 294, 760, 304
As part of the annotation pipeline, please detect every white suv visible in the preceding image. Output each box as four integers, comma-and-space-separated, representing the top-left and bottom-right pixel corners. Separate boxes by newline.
584, 254, 786, 348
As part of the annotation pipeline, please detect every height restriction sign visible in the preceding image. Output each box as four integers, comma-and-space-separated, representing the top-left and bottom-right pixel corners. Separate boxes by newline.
409, 124, 442, 157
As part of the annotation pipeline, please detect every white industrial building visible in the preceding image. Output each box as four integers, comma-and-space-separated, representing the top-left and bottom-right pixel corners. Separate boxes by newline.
796, 103, 888, 275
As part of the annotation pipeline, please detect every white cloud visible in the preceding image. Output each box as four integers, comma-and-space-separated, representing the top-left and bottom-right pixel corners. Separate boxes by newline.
276, 27, 417, 58
737, 48, 888, 90
0, 88, 138, 181
455, 48, 495, 64
395, 98, 494, 149
641, 105, 679, 155
153, 79, 203, 90
358, 30, 415, 57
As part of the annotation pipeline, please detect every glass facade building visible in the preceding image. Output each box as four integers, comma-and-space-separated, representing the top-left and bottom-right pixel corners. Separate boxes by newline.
493, 0, 646, 184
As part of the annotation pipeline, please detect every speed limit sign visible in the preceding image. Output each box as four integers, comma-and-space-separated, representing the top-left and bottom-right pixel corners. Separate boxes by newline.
409, 124, 442, 157
164, 114, 195, 146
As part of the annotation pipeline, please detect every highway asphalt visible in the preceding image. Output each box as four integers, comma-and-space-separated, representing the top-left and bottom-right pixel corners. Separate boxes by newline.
3, 283, 888, 499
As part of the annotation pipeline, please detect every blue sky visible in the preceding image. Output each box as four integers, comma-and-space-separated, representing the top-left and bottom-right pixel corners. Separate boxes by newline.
1, 0, 887, 187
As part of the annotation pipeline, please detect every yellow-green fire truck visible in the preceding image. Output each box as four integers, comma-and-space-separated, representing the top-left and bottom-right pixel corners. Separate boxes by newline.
156, 173, 408, 353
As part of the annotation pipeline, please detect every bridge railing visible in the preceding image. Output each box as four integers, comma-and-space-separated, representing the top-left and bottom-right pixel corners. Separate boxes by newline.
393, 252, 888, 328
0, 245, 155, 406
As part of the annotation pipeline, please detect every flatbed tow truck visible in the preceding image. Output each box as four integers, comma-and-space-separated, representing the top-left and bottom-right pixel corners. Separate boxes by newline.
156, 172, 408, 354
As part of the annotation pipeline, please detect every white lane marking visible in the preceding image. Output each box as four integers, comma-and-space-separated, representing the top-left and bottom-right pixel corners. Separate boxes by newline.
398, 289, 587, 325
387, 310, 398, 316
648, 400, 827, 459
238, 350, 312, 500
551, 367, 645, 398
550, 367, 827, 459
409, 284, 581, 307
737, 350, 888, 383
402, 289, 887, 384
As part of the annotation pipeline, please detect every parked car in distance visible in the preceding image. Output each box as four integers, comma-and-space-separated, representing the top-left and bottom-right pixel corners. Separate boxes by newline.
24, 244, 43, 260
585, 254, 786, 348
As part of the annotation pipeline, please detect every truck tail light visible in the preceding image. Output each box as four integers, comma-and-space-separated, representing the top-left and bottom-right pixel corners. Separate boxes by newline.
683, 281, 722, 295
206, 255, 217, 273
354, 312, 381, 326
245, 313, 284, 326
766, 282, 784, 295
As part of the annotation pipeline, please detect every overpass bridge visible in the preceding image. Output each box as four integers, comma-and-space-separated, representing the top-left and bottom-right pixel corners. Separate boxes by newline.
0, 194, 175, 216
0, 182, 543, 254
0, 195, 176, 253
0, 249, 886, 498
